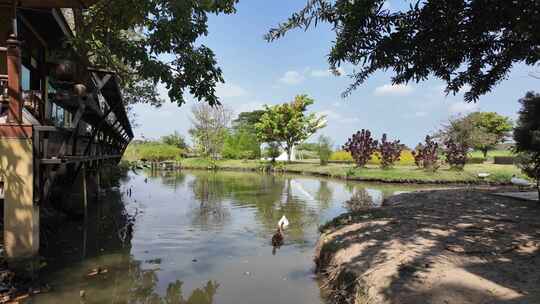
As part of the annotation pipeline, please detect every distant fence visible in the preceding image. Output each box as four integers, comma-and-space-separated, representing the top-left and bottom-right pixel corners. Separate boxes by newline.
493, 156, 516, 165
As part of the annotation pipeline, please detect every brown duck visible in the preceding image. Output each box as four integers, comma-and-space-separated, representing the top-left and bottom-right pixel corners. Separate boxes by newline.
271, 215, 289, 251
271, 223, 284, 248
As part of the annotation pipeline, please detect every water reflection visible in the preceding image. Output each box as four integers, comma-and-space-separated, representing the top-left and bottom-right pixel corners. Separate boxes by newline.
35, 170, 437, 304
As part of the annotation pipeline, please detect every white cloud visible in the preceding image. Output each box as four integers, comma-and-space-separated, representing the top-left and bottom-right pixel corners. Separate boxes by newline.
414, 111, 428, 117
310, 69, 331, 78
279, 71, 305, 85
216, 82, 248, 98
319, 110, 359, 124
448, 101, 480, 115
374, 84, 414, 96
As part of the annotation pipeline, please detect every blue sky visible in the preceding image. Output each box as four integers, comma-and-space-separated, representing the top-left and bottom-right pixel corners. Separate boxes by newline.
133, 1, 539, 148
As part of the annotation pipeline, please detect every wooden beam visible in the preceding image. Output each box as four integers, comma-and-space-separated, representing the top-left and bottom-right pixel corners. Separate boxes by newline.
3, 0, 99, 8
6, 35, 22, 123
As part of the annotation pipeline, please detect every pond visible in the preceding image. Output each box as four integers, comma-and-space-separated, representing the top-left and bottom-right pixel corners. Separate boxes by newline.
33, 170, 439, 304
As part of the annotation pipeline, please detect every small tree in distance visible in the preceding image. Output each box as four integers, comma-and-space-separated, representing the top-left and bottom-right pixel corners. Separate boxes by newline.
162, 131, 188, 150
513, 92, 540, 201
318, 135, 333, 166
343, 129, 378, 168
256, 95, 327, 162
378, 134, 402, 169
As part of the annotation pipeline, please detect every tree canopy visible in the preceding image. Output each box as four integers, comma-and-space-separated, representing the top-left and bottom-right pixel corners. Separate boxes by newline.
255, 95, 327, 161
436, 112, 512, 158
222, 110, 265, 159
74, 0, 238, 107
189, 104, 232, 159
467, 112, 513, 156
161, 131, 188, 150
266, 0, 540, 102
513, 92, 540, 199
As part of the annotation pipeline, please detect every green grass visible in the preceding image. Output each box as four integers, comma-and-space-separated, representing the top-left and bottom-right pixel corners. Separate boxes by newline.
179, 158, 525, 184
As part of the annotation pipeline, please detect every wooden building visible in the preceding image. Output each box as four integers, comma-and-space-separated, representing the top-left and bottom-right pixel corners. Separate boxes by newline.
0, 1, 133, 260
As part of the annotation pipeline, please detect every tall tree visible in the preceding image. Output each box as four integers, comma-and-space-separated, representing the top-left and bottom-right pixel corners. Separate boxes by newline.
232, 110, 266, 132
513, 92, 540, 200
189, 104, 232, 159
72, 1, 238, 107
255, 95, 327, 162
267, 0, 540, 102
437, 112, 512, 158
468, 112, 513, 157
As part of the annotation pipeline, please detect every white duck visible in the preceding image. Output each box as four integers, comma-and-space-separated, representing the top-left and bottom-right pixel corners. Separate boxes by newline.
511, 175, 532, 188
278, 215, 289, 229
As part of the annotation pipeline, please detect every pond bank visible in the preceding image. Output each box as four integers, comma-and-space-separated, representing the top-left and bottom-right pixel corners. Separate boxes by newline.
314, 189, 540, 304
176, 158, 524, 185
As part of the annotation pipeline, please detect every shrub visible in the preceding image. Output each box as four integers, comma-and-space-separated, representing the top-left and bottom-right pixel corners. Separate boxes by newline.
399, 150, 416, 166
138, 143, 182, 161
343, 129, 378, 168
412, 135, 440, 171
443, 137, 469, 170
330, 151, 353, 162
318, 135, 333, 166
378, 134, 403, 169
494, 156, 516, 165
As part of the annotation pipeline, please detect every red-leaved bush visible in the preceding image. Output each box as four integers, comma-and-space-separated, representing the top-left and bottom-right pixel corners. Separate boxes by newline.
412, 135, 440, 171
379, 134, 402, 169
343, 129, 378, 168
443, 137, 469, 170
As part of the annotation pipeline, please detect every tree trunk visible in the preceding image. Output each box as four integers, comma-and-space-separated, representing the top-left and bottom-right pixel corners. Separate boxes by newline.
482, 148, 488, 159
537, 178, 540, 203
286, 146, 291, 162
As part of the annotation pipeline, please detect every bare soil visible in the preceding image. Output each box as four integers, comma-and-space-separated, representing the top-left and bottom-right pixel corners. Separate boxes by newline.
315, 189, 540, 304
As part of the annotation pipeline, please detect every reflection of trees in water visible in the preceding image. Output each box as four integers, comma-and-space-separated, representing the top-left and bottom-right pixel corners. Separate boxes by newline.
188, 172, 230, 228
129, 264, 219, 304
41, 181, 220, 304
315, 181, 333, 210
160, 172, 187, 191
345, 187, 375, 212
186, 172, 332, 243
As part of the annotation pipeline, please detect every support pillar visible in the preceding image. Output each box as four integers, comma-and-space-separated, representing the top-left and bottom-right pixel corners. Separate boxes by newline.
6, 34, 22, 124
1, 126, 40, 260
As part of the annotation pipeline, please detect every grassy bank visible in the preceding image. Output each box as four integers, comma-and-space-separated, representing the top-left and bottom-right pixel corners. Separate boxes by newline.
178, 158, 525, 184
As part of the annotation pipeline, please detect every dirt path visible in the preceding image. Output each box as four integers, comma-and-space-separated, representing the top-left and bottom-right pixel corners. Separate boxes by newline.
315, 190, 540, 304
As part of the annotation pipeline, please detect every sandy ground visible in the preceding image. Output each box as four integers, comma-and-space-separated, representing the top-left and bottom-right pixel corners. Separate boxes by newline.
315, 189, 540, 304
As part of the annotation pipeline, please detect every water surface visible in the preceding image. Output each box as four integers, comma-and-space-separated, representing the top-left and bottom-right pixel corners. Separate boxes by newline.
34, 170, 435, 304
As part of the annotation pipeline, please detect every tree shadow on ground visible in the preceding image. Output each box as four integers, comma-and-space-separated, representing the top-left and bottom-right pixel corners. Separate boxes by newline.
316, 189, 540, 304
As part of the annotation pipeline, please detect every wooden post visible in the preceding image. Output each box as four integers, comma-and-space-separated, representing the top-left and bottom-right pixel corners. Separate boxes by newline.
82, 163, 87, 215
81, 162, 88, 258
6, 34, 22, 124
96, 167, 101, 196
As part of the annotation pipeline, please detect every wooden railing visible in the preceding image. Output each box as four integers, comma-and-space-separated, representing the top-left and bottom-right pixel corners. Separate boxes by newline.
0, 75, 6, 103
22, 90, 44, 121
